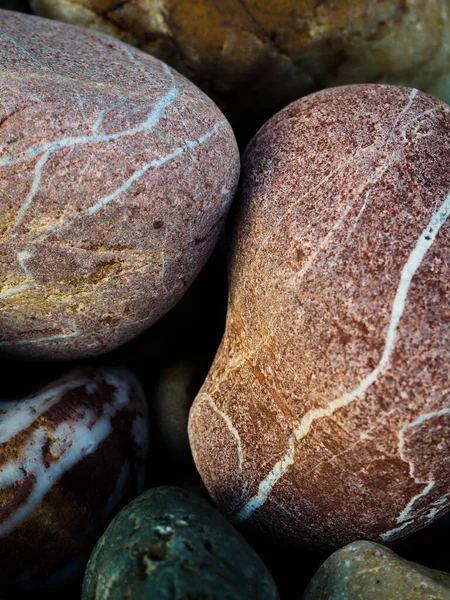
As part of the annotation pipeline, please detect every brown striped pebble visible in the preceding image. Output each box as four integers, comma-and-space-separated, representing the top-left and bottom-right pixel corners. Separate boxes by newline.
0, 366, 149, 588
188, 85, 450, 550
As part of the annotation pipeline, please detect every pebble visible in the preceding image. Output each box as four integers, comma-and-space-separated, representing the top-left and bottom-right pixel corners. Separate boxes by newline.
189, 85, 450, 549
82, 486, 279, 600
302, 540, 450, 600
0, 366, 149, 588
0, 10, 239, 359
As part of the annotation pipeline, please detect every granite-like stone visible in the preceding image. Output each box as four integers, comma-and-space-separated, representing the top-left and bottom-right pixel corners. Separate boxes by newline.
82, 486, 279, 600
0, 367, 149, 588
189, 85, 450, 549
0, 10, 239, 360
30, 1, 450, 128
302, 541, 450, 600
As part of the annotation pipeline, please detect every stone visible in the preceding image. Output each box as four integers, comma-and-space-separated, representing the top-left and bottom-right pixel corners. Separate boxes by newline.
153, 360, 205, 464
188, 85, 450, 549
82, 486, 279, 600
30, 1, 450, 132
0, 366, 149, 589
0, 10, 239, 360
302, 541, 450, 600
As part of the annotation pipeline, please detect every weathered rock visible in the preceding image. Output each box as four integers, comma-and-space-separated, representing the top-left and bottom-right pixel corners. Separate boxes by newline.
0, 10, 239, 360
30, 0, 450, 132
302, 541, 450, 600
0, 367, 149, 588
189, 85, 450, 549
82, 486, 279, 600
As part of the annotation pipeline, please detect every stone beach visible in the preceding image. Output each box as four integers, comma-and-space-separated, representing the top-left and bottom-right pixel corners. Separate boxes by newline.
0, 1, 449, 599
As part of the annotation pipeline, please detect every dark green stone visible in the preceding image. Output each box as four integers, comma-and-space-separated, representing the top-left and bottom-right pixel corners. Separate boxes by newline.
82, 486, 279, 600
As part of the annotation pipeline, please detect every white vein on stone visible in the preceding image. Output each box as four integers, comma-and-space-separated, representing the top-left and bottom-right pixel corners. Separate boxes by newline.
54, 119, 227, 228
0, 376, 96, 444
0, 319, 80, 347
0, 371, 133, 539
0, 283, 30, 299
235, 190, 450, 523
2, 63, 179, 230
199, 391, 244, 471
387, 88, 418, 142
380, 406, 450, 541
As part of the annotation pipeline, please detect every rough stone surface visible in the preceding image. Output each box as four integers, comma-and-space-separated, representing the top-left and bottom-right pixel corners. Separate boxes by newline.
189, 85, 450, 549
0, 366, 149, 588
0, 10, 239, 360
30, 0, 450, 129
82, 486, 279, 600
302, 541, 450, 600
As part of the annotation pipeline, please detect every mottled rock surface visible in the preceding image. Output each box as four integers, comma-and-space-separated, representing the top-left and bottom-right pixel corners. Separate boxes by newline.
30, 0, 450, 130
82, 486, 279, 599
0, 367, 148, 588
0, 10, 239, 360
303, 541, 450, 600
189, 85, 450, 549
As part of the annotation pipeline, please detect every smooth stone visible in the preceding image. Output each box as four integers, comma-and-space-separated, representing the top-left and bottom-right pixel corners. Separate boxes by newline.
30, 1, 450, 133
302, 541, 450, 600
82, 486, 279, 600
0, 366, 149, 589
188, 85, 450, 549
0, 10, 239, 360
153, 360, 206, 464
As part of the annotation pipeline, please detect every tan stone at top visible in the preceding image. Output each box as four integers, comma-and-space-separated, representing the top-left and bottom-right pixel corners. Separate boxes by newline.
30, 1, 450, 127
189, 85, 450, 549
0, 10, 239, 360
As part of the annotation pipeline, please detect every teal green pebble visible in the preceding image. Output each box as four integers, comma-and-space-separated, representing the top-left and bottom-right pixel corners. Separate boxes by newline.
82, 486, 279, 600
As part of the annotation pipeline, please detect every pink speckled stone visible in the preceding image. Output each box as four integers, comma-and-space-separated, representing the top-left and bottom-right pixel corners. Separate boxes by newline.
189, 85, 450, 550
0, 10, 239, 360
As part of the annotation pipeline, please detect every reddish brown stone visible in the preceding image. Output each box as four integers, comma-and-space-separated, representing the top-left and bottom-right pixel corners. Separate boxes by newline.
0, 366, 149, 588
0, 10, 239, 360
188, 85, 450, 550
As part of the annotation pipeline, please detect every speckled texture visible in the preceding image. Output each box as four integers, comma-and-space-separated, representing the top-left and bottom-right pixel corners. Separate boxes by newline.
82, 486, 279, 600
30, 0, 450, 129
302, 541, 450, 600
0, 10, 239, 360
189, 85, 450, 549
0, 366, 149, 588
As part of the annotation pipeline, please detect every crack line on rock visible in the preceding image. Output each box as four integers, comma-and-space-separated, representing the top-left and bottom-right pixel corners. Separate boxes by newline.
234, 189, 450, 523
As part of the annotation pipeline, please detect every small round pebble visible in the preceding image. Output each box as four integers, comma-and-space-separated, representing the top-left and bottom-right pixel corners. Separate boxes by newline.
82, 486, 279, 600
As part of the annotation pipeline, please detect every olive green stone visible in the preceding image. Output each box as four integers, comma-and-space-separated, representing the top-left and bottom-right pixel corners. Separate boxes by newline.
302, 541, 450, 600
82, 486, 279, 600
